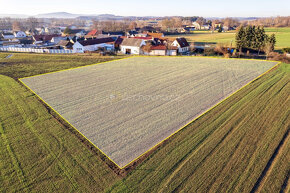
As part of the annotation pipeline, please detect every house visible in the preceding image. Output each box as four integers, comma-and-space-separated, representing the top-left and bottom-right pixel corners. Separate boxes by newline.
182, 26, 196, 32
1, 39, 22, 48
120, 38, 146, 55
102, 31, 125, 36
127, 30, 139, 37
201, 24, 211, 30
63, 29, 86, 37
192, 22, 201, 30
73, 37, 115, 53
13, 31, 26, 38
33, 34, 60, 44
1, 32, 15, 40
57, 40, 73, 49
51, 36, 67, 44
147, 45, 177, 56
149, 45, 166, 55
45, 27, 62, 35
172, 38, 190, 54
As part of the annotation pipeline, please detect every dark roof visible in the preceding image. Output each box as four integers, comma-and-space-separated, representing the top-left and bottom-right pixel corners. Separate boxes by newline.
103, 31, 125, 36
176, 38, 189, 48
121, 38, 144, 47
78, 37, 115, 46
2, 32, 14, 35
69, 29, 84, 34
115, 36, 123, 45
19, 39, 34, 44
128, 31, 139, 35
33, 34, 60, 42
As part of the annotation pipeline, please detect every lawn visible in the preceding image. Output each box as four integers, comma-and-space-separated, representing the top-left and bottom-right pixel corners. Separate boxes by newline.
20, 57, 276, 168
0, 53, 289, 193
0, 75, 119, 192
166, 27, 290, 49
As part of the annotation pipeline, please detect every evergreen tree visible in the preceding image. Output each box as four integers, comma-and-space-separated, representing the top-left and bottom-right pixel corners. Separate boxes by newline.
255, 26, 267, 54
268, 34, 276, 52
236, 26, 245, 52
245, 25, 254, 48
63, 27, 73, 35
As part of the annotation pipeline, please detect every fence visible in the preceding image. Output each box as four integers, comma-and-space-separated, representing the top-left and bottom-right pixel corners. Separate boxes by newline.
0, 47, 73, 54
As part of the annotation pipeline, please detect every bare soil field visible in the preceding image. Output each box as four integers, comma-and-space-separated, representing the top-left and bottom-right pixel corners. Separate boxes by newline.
20, 57, 277, 168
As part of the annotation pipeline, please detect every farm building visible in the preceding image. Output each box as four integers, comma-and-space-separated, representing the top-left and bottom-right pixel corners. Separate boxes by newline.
148, 45, 177, 56
120, 38, 146, 54
73, 37, 115, 53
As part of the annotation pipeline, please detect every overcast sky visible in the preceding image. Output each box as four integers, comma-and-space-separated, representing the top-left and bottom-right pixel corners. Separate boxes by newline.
1, 0, 289, 17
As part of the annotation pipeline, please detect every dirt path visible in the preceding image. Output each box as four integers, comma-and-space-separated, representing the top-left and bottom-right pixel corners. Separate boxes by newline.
250, 128, 290, 193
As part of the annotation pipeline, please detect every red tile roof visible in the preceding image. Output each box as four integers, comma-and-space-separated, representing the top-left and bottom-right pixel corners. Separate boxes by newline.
151, 45, 166, 50
87, 29, 99, 36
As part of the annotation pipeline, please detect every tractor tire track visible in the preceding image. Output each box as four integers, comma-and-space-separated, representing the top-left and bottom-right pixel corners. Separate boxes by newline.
250, 127, 290, 193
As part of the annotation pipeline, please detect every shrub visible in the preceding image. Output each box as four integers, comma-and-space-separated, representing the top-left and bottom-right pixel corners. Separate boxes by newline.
268, 52, 290, 63
282, 47, 290, 54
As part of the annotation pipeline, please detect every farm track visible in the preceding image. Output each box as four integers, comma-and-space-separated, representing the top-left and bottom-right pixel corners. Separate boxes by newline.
250, 128, 290, 193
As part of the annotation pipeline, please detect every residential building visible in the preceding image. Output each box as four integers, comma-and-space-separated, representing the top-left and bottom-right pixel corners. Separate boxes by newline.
73, 37, 115, 53
120, 38, 146, 54
172, 38, 190, 53
13, 31, 26, 38
1, 32, 14, 40
57, 40, 73, 49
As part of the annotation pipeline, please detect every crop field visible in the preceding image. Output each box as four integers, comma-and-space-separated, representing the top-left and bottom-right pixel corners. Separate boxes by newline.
20, 57, 277, 168
166, 27, 290, 49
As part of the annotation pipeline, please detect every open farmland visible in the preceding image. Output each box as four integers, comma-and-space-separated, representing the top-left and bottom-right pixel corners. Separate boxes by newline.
166, 27, 290, 49
21, 57, 277, 168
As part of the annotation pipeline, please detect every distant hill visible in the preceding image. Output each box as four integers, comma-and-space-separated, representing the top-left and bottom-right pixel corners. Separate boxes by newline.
34, 12, 82, 18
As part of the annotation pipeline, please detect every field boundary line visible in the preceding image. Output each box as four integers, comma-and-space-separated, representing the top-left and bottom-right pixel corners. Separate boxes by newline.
18, 57, 280, 170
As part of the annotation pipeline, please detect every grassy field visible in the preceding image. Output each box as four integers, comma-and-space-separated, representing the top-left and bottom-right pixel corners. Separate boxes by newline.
20, 57, 276, 168
0, 75, 120, 192
107, 62, 289, 193
166, 27, 290, 49
0, 52, 125, 79
0, 53, 289, 192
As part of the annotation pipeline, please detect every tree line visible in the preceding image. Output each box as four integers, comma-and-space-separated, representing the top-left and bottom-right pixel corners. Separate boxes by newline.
236, 25, 276, 55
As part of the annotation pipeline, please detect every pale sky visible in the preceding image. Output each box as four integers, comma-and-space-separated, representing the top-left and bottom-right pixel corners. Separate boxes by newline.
0, 0, 289, 17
